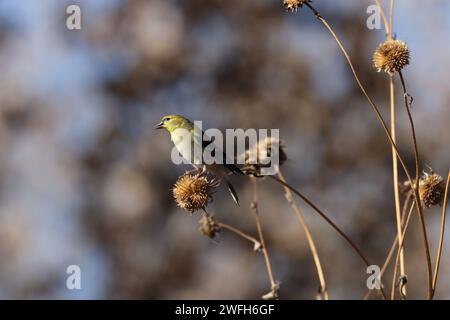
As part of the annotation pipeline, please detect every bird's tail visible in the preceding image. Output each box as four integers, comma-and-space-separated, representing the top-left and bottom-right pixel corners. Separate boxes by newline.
226, 180, 240, 207
209, 165, 241, 206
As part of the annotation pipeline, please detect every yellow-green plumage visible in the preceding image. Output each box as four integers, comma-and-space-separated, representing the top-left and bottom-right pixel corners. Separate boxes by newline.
156, 115, 242, 206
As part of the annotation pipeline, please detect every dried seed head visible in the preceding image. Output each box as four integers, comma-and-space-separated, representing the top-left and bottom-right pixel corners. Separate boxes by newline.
199, 214, 221, 239
243, 137, 287, 176
419, 171, 444, 208
373, 40, 410, 74
173, 173, 219, 213
283, 0, 309, 12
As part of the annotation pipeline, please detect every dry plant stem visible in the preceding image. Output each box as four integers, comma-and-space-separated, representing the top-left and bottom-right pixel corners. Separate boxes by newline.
398, 70, 433, 299
431, 171, 450, 298
364, 233, 397, 300
277, 170, 328, 300
201, 209, 260, 246
304, 2, 413, 190
398, 71, 420, 183
391, 202, 415, 299
268, 175, 388, 299
387, 0, 406, 297
364, 192, 412, 300
217, 222, 261, 248
374, 0, 406, 298
250, 177, 278, 297
304, 2, 432, 298
374, 0, 390, 36
389, 76, 406, 297
389, 0, 394, 39
269, 175, 368, 265
364, 0, 402, 301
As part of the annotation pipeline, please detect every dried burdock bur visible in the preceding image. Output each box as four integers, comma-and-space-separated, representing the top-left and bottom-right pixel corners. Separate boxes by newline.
419, 171, 444, 208
173, 172, 219, 214
243, 137, 287, 176
373, 40, 410, 75
283, 0, 309, 12
199, 214, 221, 239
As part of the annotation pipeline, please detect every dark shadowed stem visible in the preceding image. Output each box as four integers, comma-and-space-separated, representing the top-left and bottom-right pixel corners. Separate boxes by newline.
268, 175, 387, 299
201, 209, 262, 249
391, 202, 415, 300
398, 70, 433, 299
277, 170, 328, 300
431, 171, 450, 298
250, 177, 278, 299
218, 222, 261, 249
398, 71, 420, 182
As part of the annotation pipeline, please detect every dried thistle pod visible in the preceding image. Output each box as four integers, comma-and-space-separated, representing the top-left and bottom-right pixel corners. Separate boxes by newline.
419, 171, 444, 208
283, 0, 309, 12
373, 40, 410, 75
243, 136, 287, 176
173, 172, 219, 214
199, 214, 221, 239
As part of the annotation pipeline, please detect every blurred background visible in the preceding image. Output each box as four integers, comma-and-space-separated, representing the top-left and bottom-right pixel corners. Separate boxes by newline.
0, 0, 449, 299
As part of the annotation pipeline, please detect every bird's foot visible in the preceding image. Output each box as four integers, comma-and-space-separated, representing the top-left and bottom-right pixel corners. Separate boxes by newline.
186, 167, 204, 177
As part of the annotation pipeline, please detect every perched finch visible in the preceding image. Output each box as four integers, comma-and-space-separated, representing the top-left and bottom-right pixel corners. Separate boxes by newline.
156, 115, 243, 206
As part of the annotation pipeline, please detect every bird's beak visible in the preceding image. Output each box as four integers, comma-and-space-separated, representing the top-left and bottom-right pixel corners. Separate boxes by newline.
155, 122, 164, 129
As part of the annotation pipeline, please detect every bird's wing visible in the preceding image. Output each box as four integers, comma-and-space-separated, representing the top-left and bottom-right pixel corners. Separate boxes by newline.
201, 132, 244, 175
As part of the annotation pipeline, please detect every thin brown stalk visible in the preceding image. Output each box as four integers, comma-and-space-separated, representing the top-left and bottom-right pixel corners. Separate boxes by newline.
389, 0, 394, 39
268, 175, 387, 299
386, 0, 407, 298
398, 70, 433, 299
303, 2, 414, 191
218, 222, 262, 250
303, 1, 432, 299
398, 72, 420, 183
250, 177, 278, 299
389, 76, 406, 297
364, 233, 397, 300
431, 171, 450, 298
364, 192, 413, 300
374, 0, 390, 36
278, 170, 328, 300
269, 175, 368, 265
391, 202, 415, 300
366, 0, 405, 300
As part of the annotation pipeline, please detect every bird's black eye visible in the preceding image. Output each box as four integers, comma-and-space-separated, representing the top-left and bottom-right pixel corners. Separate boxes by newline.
163, 117, 170, 123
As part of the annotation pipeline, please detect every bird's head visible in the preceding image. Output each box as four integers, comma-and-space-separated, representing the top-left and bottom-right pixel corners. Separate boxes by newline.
155, 115, 192, 133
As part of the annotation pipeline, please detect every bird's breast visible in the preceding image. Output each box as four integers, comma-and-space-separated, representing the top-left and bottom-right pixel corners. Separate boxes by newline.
171, 131, 201, 165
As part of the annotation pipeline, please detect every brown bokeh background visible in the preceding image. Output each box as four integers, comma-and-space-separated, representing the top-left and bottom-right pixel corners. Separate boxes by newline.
0, 0, 449, 299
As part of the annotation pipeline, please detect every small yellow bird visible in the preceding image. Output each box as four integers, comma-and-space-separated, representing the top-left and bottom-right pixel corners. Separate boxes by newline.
156, 115, 243, 206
